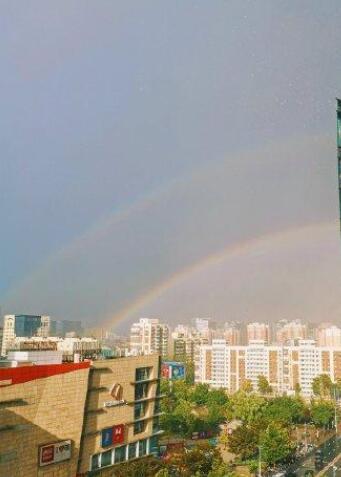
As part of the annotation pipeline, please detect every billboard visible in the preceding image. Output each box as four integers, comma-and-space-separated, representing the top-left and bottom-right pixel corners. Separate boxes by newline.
101, 424, 125, 447
161, 361, 185, 380
39, 440, 72, 467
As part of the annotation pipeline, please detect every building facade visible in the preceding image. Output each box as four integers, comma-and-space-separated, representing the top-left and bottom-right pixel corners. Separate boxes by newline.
78, 355, 162, 476
0, 362, 90, 477
0, 354, 163, 477
275, 320, 307, 344
130, 318, 170, 357
195, 339, 341, 397
246, 322, 270, 344
316, 325, 341, 347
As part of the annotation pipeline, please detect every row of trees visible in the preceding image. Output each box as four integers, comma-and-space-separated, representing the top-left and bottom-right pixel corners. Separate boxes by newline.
160, 374, 339, 472
225, 388, 337, 470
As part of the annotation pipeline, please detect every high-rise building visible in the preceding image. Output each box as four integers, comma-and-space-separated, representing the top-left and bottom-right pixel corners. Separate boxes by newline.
195, 339, 341, 397
193, 318, 211, 333
223, 326, 241, 345
276, 320, 307, 344
246, 322, 270, 344
1, 314, 51, 356
130, 318, 170, 357
317, 325, 341, 347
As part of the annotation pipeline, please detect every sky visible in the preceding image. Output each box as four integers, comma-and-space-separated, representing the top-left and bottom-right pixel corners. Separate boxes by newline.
1, 1, 341, 330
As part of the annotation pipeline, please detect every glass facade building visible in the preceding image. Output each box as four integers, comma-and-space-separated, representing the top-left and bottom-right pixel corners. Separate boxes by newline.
14, 315, 42, 337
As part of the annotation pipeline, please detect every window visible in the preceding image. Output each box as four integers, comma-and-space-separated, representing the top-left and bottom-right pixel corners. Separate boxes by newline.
154, 398, 161, 414
134, 401, 147, 419
134, 419, 147, 435
114, 445, 126, 464
135, 367, 152, 382
149, 436, 159, 456
156, 380, 161, 396
139, 439, 147, 457
135, 382, 149, 400
101, 449, 112, 467
152, 416, 160, 433
128, 442, 137, 460
91, 454, 100, 470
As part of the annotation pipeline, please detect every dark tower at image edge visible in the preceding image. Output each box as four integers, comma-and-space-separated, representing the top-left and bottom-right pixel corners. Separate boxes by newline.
337, 98, 341, 228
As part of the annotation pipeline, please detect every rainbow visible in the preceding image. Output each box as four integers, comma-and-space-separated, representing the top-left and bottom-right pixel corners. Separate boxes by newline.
103, 220, 337, 326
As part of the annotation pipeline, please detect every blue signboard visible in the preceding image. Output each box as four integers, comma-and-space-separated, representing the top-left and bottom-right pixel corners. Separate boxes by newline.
171, 364, 185, 380
101, 427, 113, 448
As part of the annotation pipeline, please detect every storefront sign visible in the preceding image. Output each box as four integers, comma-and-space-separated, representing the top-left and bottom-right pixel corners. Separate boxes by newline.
39, 440, 71, 466
101, 424, 125, 447
103, 383, 125, 408
103, 399, 126, 408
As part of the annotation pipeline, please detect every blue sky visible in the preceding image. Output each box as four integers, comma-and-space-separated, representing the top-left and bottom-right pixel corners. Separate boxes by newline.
1, 1, 341, 327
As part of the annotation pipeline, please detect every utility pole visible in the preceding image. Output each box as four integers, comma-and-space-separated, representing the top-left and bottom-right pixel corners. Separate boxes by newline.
258, 446, 262, 477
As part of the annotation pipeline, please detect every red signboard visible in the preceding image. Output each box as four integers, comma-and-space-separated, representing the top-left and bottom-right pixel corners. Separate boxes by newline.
39, 440, 72, 467
113, 424, 125, 444
40, 445, 54, 464
161, 364, 170, 379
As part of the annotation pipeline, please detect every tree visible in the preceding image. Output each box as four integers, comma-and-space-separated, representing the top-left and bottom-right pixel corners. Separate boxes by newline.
241, 379, 253, 393
190, 383, 210, 406
207, 388, 229, 407
172, 379, 191, 401
161, 398, 196, 437
166, 443, 221, 477
312, 374, 333, 398
226, 391, 266, 424
227, 423, 259, 460
185, 360, 195, 385
263, 396, 307, 425
112, 456, 163, 476
207, 459, 237, 477
257, 375, 272, 395
311, 400, 335, 428
260, 423, 294, 466
206, 403, 226, 432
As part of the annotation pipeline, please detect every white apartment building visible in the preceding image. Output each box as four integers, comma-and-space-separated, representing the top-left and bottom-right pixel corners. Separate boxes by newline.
130, 318, 170, 357
195, 339, 341, 397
